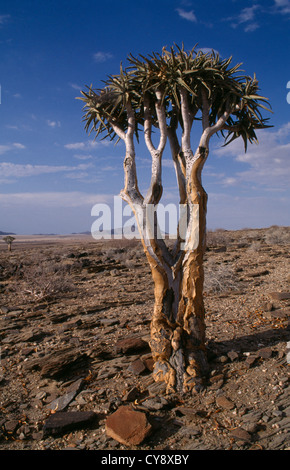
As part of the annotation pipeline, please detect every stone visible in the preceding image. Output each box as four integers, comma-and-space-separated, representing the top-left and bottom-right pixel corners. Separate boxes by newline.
227, 350, 239, 361
128, 358, 147, 375
43, 411, 97, 437
247, 270, 270, 278
261, 301, 273, 312
99, 318, 120, 327
4, 420, 19, 434
0, 306, 10, 314
216, 395, 235, 410
258, 347, 272, 359
141, 396, 169, 411
271, 308, 290, 319
244, 354, 258, 368
115, 336, 150, 355
47, 391, 78, 412
24, 347, 91, 379
105, 405, 152, 446
66, 378, 85, 394
141, 353, 154, 369
230, 427, 251, 442
269, 292, 290, 301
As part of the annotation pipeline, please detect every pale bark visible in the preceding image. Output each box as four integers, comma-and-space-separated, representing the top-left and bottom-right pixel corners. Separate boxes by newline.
112, 89, 230, 394
149, 144, 209, 394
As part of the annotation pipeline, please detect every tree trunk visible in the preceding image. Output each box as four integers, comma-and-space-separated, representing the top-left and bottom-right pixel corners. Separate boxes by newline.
147, 248, 208, 394
144, 148, 209, 394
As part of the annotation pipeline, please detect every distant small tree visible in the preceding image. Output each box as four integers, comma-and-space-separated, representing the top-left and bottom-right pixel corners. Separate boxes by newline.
79, 44, 272, 394
3, 236, 15, 252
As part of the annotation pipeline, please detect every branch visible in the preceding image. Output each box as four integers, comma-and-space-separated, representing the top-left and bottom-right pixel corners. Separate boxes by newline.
143, 90, 167, 205
155, 89, 167, 153
167, 127, 186, 204
110, 121, 126, 141
144, 94, 155, 154
120, 100, 143, 206
179, 88, 193, 150
200, 102, 232, 148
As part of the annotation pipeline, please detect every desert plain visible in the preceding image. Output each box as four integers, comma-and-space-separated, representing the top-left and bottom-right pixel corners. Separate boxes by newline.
0, 225, 289, 451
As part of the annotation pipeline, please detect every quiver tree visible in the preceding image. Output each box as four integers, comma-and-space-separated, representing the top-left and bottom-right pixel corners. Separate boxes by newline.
79, 44, 272, 394
2, 236, 15, 252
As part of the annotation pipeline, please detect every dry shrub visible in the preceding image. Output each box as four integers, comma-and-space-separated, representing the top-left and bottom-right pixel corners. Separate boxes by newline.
16, 261, 74, 302
204, 260, 239, 294
247, 241, 262, 252
264, 226, 290, 246
0, 260, 22, 281
206, 229, 231, 248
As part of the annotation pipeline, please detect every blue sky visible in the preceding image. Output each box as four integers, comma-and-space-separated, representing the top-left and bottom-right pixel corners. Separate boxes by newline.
0, 0, 289, 234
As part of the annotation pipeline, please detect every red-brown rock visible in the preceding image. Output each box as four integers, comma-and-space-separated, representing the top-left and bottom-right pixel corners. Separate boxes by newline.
105, 405, 152, 446
43, 411, 97, 437
115, 336, 150, 355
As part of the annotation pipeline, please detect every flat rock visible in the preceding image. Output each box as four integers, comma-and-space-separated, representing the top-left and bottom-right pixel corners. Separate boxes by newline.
24, 347, 91, 379
244, 354, 258, 368
247, 269, 270, 278
270, 308, 290, 318
216, 395, 235, 410
43, 411, 97, 437
141, 396, 169, 411
115, 336, 150, 355
128, 358, 147, 375
258, 347, 272, 359
227, 350, 239, 361
4, 420, 20, 434
47, 391, 78, 412
268, 292, 290, 301
105, 405, 152, 446
230, 427, 251, 442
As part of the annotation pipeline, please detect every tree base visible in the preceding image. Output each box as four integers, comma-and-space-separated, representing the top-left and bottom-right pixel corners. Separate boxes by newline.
151, 347, 209, 395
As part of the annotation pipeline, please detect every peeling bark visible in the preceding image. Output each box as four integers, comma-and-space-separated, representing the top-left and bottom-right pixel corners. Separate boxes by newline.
115, 89, 224, 394
145, 144, 209, 394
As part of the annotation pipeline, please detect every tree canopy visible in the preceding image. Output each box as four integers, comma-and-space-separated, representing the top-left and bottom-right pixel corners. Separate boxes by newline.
79, 44, 272, 153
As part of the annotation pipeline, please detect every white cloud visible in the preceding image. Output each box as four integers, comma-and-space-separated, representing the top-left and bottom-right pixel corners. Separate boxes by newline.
227, 4, 261, 32
221, 177, 238, 186
244, 22, 260, 32
0, 162, 92, 180
64, 140, 111, 150
0, 14, 10, 25
198, 47, 220, 56
0, 191, 110, 208
47, 120, 61, 128
93, 51, 113, 63
74, 154, 94, 160
274, 0, 290, 14
238, 5, 259, 23
176, 8, 197, 22
64, 142, 86, 150
70, 82, 82, 91
0, 143, 26, 155
213, 122, 290, 189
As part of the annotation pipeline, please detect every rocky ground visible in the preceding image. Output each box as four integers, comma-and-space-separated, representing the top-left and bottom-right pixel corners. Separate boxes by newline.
0, 226, 289, 452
